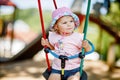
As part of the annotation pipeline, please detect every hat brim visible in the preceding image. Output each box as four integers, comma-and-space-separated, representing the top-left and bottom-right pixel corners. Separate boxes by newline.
50, 12, 80, 29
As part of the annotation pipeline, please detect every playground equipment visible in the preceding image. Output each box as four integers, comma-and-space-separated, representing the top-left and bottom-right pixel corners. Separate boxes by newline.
0, 0, 17, 62
37, 0, 94, 80
0, 0, 119, 74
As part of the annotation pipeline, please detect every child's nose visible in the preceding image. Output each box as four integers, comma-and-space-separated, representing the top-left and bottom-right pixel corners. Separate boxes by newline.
67, 23, 71, 26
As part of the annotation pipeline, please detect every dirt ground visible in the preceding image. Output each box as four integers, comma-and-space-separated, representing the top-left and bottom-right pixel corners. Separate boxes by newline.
0, 51, 120, 80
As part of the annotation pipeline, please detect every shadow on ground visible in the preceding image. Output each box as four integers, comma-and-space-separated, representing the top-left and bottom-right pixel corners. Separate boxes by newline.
0, 52, 120, 80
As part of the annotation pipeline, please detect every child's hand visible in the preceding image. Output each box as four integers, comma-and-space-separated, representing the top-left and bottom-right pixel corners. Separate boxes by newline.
82, 40, 90, 52
41, 38, 54, 50
41, 38, 49, 47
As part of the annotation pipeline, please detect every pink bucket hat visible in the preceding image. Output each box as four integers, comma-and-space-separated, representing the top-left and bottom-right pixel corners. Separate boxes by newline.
50, 7, 80, 29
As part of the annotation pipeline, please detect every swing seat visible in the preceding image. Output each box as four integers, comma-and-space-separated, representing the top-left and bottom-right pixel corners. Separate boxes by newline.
42, 40, 94, 80
43, 68, 87, 80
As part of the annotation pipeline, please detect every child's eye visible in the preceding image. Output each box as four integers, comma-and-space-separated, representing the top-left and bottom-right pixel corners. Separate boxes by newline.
70, 20, 74, 22
63, 22, 67, 24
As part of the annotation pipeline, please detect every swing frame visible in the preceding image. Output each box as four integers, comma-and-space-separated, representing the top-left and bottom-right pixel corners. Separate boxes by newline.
37, 0, 93, 80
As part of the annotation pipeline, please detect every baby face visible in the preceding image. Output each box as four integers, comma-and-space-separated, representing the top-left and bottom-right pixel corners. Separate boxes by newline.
55, 16, 75, 36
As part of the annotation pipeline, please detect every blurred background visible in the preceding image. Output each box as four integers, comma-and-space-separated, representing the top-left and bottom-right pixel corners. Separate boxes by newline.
0, 0, 120, 80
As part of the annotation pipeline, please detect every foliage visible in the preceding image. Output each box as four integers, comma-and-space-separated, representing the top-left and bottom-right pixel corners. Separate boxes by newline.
0, 13, 14, 22
99, 2, 120, 61
15, 8, 52, 33
101, 2, 120, 31
1, 2, 119, 61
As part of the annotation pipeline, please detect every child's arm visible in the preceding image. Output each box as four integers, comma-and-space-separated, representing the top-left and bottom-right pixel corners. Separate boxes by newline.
41, 38, 54, 50
82, 40, 91, 52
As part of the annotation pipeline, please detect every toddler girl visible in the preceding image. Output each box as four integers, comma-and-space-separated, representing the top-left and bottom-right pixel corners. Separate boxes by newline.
41, 7, 90, 80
